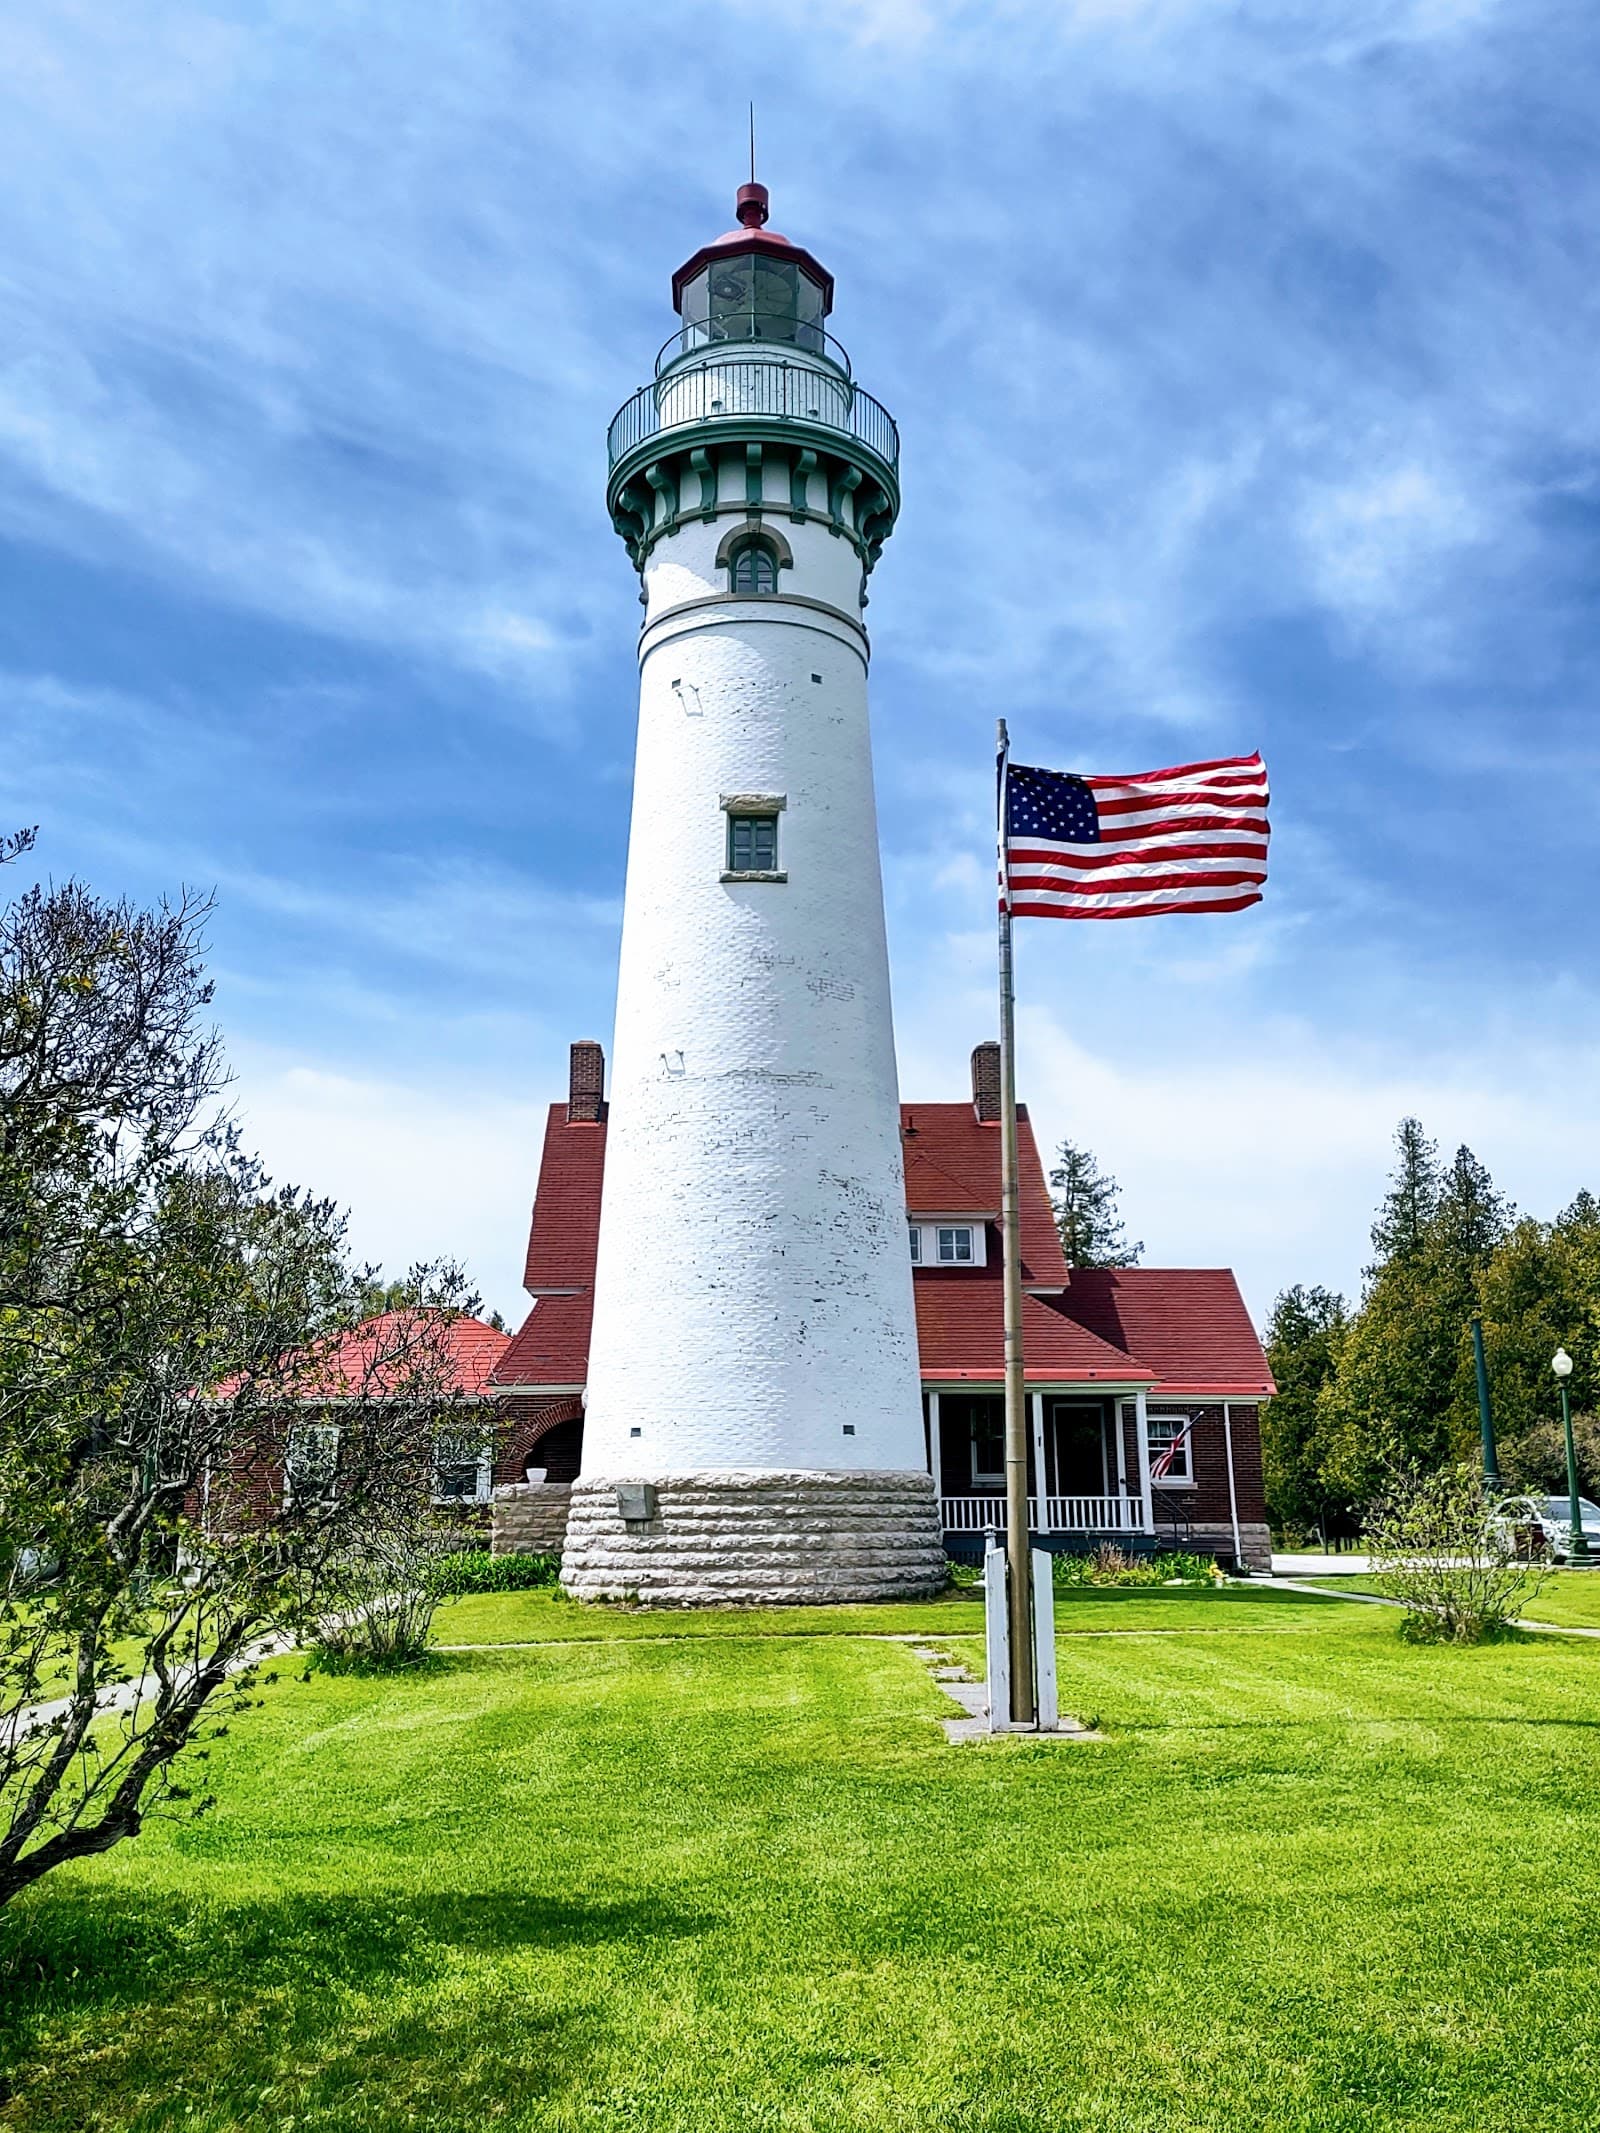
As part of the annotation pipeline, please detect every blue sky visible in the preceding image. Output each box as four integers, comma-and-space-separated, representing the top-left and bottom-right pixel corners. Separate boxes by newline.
4, 0, 1597, 1327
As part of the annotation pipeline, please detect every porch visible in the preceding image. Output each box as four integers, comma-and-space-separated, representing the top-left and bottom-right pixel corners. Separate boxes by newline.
927, 1387, 1158, 1551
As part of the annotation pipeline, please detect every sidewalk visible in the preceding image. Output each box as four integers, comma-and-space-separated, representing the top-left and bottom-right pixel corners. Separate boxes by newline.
1270, 1552, 1371, 1577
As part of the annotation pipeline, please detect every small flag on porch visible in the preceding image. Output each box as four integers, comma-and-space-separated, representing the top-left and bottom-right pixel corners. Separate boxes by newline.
1003, 752, 1270, 921
1149, 1419, 1197, 1482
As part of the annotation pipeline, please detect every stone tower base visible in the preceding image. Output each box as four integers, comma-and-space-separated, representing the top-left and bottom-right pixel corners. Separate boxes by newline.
560, 1468, 946, 1607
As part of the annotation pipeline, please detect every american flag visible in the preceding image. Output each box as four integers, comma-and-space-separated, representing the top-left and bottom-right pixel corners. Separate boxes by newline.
1003, 752, 1270, 921
1149, 1419, 1196, 1481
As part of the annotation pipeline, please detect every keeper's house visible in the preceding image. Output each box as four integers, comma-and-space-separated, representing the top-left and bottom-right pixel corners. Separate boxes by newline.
487, 1040, 1275, 1570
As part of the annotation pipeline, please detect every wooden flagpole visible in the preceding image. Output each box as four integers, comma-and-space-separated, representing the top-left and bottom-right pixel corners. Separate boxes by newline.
996, 719, 1035, 1725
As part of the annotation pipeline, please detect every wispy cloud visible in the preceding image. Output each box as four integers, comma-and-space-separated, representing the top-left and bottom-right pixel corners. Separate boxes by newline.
5, 0, 1597, 1309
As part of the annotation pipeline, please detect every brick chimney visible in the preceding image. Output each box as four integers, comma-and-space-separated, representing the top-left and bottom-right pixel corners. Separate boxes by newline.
567, 1039, 607, 1124
971, 1040, 1001, 1123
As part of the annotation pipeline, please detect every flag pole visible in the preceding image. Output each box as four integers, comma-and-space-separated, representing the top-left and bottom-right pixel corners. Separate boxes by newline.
996, 719, 1035, 1726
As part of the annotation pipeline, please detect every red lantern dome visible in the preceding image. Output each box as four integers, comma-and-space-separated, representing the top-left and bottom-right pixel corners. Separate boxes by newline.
670, 184, 835, 353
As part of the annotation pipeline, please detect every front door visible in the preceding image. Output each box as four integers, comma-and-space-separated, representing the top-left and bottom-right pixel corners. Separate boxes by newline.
1050, 1402, 1108, 1495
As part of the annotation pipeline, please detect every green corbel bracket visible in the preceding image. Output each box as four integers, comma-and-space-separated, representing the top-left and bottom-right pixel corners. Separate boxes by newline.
689, 447, 717, 521
790, 448, 818, 524
745, 442, 764, 513
829, 463, 862, 533
612, 481, 651, 566
857, 484, 896, 568
645, 461, 677, 533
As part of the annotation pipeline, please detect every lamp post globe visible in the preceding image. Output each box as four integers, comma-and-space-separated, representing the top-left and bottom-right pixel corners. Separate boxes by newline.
1552, 1349, 1587, 1563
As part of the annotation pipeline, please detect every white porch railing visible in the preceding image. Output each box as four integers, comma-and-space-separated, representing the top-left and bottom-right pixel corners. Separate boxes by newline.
939, 1494, 1148, 1535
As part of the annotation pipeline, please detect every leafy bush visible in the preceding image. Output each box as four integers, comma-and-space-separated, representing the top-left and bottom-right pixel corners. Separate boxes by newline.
1366, 1464, 1543, 1644
425, 1549, 561, 1596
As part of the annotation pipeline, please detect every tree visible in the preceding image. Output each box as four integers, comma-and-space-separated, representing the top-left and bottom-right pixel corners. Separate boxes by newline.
1049, 1141, 1142, 1269
0, 854, 478, 1910
1367, 1117, 1440, 1271
1260, 1285, 1350, 1539
1317, 1123, 1512, 1503
1469, 1202, 1600, 1494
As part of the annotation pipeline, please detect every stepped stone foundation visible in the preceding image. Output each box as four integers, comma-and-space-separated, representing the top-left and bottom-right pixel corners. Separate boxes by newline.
1187, 1521, 1271, 1573
492, 1481, 573, 1557
560, 1469, 946, 1607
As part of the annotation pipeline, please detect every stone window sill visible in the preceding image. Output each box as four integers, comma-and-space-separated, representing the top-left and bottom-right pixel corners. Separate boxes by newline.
721, 869, 788, 884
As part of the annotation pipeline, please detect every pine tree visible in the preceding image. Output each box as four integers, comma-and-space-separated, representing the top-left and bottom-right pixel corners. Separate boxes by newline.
1049, 1142, 1142, 1269
1368, 1116, 1441, 1272
1321, 1124, 1514, 1501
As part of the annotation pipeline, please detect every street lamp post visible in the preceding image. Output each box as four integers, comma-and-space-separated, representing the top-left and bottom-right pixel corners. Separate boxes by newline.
1552, 1348, 1588, 1564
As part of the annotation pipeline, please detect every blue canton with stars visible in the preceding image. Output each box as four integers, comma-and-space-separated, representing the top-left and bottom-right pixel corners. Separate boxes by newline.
1005, 763, 1100, 844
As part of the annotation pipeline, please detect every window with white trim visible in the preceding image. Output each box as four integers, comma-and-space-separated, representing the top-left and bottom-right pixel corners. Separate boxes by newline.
1146, 1411, 1195, 1485
938, 1225, 975, 1264
432, 1428, 493, 1505
908, 1225, 922, 1263
284, 1423, 341, 1508
970, 1405, 1005, 1490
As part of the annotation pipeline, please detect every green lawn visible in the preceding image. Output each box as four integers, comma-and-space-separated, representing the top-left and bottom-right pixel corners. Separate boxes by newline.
1308, 1569, 1600, 1631
4, 1584, 1600, 2131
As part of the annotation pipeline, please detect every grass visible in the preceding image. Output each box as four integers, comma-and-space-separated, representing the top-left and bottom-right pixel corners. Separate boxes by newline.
3, 1584, 1600, 2131
1310, 1568, 1600, 1631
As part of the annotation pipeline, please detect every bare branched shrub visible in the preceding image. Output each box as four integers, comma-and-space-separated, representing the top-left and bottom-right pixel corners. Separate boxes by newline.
0, 850, 492, 1909
1366, 1465, 1544, 1643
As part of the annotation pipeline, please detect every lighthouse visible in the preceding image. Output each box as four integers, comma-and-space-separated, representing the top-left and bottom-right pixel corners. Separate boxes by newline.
559, 181, 944, 1605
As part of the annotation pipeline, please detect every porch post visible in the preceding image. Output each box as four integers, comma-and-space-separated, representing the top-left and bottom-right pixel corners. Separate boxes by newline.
927, 1391, 943, 1515
1030, 1392, 1047, 1527
1222, 1402, 1244, 1567
1134, 1389, 1154, 1538
1114, 1398, 1130, 1497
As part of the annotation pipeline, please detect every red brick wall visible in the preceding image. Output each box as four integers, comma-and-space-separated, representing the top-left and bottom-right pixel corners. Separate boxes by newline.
494, 1395, 584, 1485
1118, 1402, 1266, 1529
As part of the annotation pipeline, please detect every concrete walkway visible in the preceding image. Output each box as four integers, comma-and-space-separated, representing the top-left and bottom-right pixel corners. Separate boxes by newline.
1271, 1552, 1371, 1576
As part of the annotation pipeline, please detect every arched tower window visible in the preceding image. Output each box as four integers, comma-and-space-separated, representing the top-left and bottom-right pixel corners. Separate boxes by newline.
715, 521, 793, 594
730, 540, 779, 594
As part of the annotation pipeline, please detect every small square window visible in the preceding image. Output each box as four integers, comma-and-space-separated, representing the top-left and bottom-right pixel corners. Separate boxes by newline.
938, 1226, 974, 1263
728, 814, 778, 873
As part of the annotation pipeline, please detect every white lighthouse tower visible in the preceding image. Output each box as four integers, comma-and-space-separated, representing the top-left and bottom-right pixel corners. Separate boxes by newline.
559, 180, 943, 1605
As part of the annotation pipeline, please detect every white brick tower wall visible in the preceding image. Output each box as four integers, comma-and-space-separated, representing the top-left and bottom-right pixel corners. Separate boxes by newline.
563, 185, 943, 1603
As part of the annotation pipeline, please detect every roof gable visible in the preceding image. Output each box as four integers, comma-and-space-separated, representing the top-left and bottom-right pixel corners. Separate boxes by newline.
1057, 1268, 1275, 1398
900, 1102, 1069, 1287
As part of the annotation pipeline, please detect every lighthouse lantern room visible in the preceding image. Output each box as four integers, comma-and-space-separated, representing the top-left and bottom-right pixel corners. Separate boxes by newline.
560, 183, 944, 1604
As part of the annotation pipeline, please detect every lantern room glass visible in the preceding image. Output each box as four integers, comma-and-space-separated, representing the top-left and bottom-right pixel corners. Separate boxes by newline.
677, 256, 826, 355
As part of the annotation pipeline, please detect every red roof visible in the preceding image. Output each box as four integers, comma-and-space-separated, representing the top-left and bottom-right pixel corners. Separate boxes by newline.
901, 1102, 1069, 1287
497, 1292, 593, 1389
223, 1311, 511, 1401
494, 1085, 1273, 1400
524, 1105, 607, 1294
915, 1275, 1153, 1386
1056, 1269, 1276, 1399
671, 184, 835, 313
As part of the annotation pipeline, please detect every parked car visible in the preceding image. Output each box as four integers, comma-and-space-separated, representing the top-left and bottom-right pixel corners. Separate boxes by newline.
1495, 1494, 1600, 1562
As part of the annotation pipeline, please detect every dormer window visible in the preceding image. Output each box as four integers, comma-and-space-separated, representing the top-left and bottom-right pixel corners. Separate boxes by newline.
907, 1222, 987, 1268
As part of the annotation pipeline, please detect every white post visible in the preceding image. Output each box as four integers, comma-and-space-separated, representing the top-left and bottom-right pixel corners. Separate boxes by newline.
928, 1390, 943, 1516
1030, 1391, 1047, 1529
983, 1536, 1011, 1733
1222, 1401, 1244, 1568
1031, 1547, 1057, 1731
1135, 1388, 1154, 1539
1114, 1398, 1130, 1497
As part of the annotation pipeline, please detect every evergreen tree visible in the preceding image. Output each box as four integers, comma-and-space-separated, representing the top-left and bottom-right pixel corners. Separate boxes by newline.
1260, 1285, 1350, 1538
1367, 1116, 1441, 1272
1049, 1141, 1142, 1269
1319, 1123, 1511, 1502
